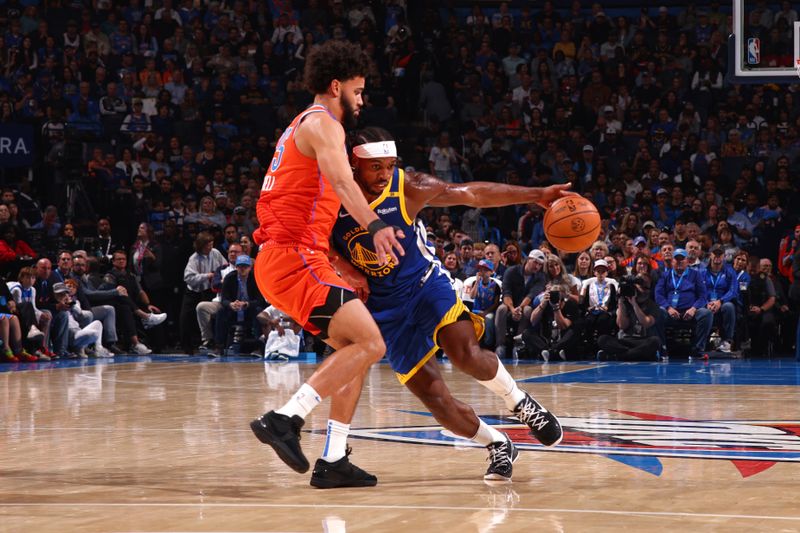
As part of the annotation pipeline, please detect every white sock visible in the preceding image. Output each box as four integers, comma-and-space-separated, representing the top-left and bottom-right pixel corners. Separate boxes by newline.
477, 357, 527, 411
471, 419, 507, 446
321, 419, 350, 462
275, 383, 321, 419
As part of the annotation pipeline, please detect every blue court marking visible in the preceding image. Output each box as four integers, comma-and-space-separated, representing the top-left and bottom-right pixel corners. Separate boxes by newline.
0, 352, 320, 372
519, 359, 800, 386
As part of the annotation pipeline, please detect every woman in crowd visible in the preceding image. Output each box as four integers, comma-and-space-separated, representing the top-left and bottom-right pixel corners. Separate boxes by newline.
186, 195, 227, 232
500, 240, 523, 271
572, 251, 593, 282
442, 251, 465, 281
545, 253, 580, 302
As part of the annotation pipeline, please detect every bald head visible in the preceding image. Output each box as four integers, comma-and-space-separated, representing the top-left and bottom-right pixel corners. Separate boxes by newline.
35, 258, 52, 280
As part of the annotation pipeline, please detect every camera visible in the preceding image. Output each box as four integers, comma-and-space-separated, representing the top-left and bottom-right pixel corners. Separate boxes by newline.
549, 290, 561, 306
619, 276, 638, 298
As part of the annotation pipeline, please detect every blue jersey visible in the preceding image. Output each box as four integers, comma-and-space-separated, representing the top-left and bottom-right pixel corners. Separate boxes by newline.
332, 168, 439, 320
332, 168, 483, 383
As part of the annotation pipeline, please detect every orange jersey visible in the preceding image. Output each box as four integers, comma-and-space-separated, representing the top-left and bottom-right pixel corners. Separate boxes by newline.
253, 105, 342, 253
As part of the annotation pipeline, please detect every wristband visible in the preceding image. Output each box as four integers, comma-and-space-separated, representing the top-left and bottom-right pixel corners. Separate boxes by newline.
367, 219, 390, 236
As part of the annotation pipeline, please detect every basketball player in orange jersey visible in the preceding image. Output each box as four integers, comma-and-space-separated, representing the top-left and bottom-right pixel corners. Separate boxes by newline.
249, 41, 404, 488
331, 127, 576, 481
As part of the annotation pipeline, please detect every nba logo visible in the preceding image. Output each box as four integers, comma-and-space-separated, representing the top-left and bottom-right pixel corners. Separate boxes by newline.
747, 38, 761, 65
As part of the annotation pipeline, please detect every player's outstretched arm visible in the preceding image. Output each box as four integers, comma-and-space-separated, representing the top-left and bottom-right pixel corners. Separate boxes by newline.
300, 114, 404, 265
405, 171, 577, 212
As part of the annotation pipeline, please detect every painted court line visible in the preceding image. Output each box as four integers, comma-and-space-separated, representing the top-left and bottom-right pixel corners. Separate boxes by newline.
518, 365, 604, 381
1, 502, 798, 521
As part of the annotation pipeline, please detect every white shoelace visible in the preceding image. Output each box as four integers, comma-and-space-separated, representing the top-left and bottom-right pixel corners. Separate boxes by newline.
516, 400, 550, 432
487, 441, 512, 467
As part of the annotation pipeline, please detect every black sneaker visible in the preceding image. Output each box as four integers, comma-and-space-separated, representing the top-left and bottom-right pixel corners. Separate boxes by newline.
513, 392, 563, 447
310, 447, 377, 489
484, 435, 519, 481
105, 343, 124, 355
250, 411, 309, 473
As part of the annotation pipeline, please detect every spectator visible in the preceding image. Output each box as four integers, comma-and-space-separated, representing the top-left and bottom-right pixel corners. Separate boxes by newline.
703, 245, 739, 352
7, 266, 53, 360
33, 258, 70, 358
196, 243, 240, 354
468, 259, 501, 347
0, 224, 36, 277
597, 275, 661, 360
219, 254, 265, 354
745, 258, 778, 356
572, 251, 593, 282
655, 248, 713, 357
0, 278, 37, 363
186, 195, 227, 232
58, 280, 111, 358
180, 232, 226, 353
32, 205, 61, 237
580, 258, 619, 339
522, 281, 582, 362
495, 249, 546, 357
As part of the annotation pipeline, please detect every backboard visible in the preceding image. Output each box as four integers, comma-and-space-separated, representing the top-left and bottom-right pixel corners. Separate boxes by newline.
730, 0, 800, 83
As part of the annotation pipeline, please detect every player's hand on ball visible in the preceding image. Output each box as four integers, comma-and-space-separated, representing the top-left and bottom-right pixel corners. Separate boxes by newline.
536, 183, 579, 209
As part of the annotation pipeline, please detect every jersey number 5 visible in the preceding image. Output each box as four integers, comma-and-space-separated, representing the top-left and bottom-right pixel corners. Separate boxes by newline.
268, 126, 294, 174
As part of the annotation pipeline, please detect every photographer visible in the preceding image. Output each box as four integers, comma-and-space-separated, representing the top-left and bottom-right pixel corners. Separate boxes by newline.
521, 282, 581, 362
597, 276, 661, 360
580, 259, 619, 343
494, 249, 546, 357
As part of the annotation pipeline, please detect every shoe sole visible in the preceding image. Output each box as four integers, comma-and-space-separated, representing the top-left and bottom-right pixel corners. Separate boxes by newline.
250, 418, 309, 474
310, 477, 378, 489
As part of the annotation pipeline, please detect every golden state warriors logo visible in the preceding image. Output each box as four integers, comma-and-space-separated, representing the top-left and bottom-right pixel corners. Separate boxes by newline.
343, 228, 396, 277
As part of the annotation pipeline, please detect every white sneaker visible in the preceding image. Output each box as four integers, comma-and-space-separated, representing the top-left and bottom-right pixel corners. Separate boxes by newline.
558, 349, 567, 361
541, 350, 550, 363
142, 313, 167, 329
718, 341, 732, 353
132, 342, 152, 355
95, 345, 113, 358
27, 325, 43, 339
78, 348, 88, 359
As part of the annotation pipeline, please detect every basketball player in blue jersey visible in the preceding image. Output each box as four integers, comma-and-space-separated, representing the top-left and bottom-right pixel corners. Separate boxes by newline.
327, 127, 574, 482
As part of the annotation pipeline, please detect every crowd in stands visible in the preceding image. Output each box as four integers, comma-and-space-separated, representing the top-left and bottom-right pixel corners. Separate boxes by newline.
1, 0, 800, 360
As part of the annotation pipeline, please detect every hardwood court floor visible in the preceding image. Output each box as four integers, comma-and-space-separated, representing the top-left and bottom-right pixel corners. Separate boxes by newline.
2, 356, 800, 532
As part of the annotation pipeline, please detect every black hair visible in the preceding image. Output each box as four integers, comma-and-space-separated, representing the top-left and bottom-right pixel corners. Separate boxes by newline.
303, 40, 369, 95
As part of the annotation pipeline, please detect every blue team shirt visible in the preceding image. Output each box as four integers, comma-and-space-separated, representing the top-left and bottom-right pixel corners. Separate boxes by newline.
703, 265, 739, 303
655, 267, 708, 311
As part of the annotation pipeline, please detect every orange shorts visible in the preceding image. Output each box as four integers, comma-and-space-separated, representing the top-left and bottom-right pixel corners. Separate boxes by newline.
254, 246, 354, 335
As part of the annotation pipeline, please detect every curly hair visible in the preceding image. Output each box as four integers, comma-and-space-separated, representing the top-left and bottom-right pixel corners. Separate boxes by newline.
303, 40, 368, 95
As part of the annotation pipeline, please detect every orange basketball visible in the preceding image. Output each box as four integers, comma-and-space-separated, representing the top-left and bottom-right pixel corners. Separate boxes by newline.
543, 196, 602, 253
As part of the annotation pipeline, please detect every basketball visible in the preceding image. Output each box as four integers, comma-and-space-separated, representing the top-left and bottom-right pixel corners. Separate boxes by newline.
543, 196, 602, 253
